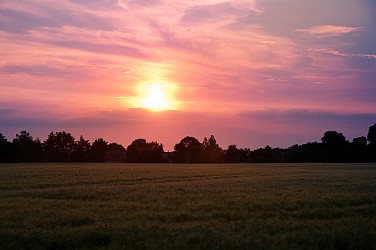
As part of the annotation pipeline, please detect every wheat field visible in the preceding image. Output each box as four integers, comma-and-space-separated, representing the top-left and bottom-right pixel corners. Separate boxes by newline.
0, 163, 375, 249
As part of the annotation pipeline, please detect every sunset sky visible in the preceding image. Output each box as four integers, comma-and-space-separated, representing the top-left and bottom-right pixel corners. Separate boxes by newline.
1, 0, 376, 150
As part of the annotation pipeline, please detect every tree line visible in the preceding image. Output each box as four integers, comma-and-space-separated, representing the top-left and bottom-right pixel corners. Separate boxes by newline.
0, 123, 375, 163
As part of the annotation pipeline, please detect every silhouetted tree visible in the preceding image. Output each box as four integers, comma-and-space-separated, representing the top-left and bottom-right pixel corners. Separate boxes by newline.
203, 135, 223, 163
367, 123, 376, 160
368, 124, 376, 146
321, 130, 350, 162
352, 136, 367, 145
285, 142, 326, 162
321, 131, 347, 145
2, 122, 375, 163
239, 148, 251, 162
224, 145, 240, 163
147, 141, 165, 163
106, 142, 126, 162
72, 135, 91, 162
249, 145, 280, 163
90, 138, 108, 162
44, 131, 76, 162
12, 131, 43, 162
0, 133, 12, 162
350, 136, 368, 162
173, 136, 203, 163
126, 139, 164, 163
127, 139, 147, 162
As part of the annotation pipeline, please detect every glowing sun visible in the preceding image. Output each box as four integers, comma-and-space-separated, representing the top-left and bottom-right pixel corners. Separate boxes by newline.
132, 82, 178, 111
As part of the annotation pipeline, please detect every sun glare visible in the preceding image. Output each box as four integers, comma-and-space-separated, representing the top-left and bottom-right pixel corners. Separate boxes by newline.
132, 82, 178, 111
142, 84, 168, 110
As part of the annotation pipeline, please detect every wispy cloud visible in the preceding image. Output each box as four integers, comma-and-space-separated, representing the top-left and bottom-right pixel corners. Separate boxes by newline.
311, 48, 376, 60
295, 25, 361, 38
239, 108, 376, 122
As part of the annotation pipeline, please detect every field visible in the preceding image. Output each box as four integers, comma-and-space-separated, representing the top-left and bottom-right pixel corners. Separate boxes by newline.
0, 163, 375, 249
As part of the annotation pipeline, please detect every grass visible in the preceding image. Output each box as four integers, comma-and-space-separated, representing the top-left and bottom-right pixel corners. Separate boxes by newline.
0, 163, 375, 249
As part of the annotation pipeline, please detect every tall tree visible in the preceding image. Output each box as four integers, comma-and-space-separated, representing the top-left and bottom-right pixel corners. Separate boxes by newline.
73, 135, 91, 162
367, 123, 376, 161
321, 131, 347, 146
351, 136, 368, 162
0, 133, 12, 162
127, 139, 148, 163
224, 145, 240, 163
239, 148, 251, 162
126, 139, 164, 163
173, 136, 203, 163
12, 131, 43, 162
44, 131, 75, 162
90, 138, 108, 162
147, 141, 165, 163
203, 135, 223, 163
106, 142, 126, 162
249, 145, 280, 163
367, 123, 376, 146
321, 130, 349, 162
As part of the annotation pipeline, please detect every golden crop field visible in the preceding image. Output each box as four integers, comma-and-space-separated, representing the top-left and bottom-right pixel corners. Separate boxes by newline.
0, 163, 375, 249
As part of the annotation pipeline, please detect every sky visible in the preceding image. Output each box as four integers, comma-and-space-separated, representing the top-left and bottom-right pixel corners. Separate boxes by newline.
1, 0, 376, 151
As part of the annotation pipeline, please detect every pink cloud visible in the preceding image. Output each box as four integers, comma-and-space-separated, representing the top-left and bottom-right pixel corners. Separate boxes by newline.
310, 48, 376, 60
295, 25, 361, 38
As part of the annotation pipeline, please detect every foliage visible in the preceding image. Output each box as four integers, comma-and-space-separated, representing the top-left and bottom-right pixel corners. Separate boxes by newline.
126, 139, 164, 163
249, 145, 282, 163
202, 135, 224, 163
0, 133, 11, 162
238, 148, 251, 162
90, 138, 108, 162
1, 123, 376, 163
106, 142, 126, 162
224, 145, 239, 163
368, 123, 376, 161
173, 136, 203, 163
72, 135, 91, 162
11, 131, 43, 162
368, 123, 376, 146
321, 130, 347, 145
44, 131, 76, 162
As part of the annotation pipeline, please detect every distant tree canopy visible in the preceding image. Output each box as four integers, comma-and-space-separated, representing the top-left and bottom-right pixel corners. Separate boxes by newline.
368, 124, 376, 161
203, 135, 223, 163
126, 139, 164, 163
90, 138, 108, 162
224, 145, 239, 163
321, 131, 347, 146
368, 124, 376, 147
0, 133, 11, 162
174, 136, 203, 163
11, 131, 43, 162
249, 145, 280, 163
0, 123, 375, 163
73, 136, 91, 162
44, 131, 75, 162
320, 131, 350, 162
106, 142, 126, 162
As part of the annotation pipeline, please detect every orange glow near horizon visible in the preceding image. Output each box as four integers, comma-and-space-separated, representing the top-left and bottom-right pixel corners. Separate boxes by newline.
130, 82, 179, 111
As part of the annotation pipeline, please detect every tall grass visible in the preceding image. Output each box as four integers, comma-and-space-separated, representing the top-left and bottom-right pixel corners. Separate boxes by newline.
0, 163, 375, 249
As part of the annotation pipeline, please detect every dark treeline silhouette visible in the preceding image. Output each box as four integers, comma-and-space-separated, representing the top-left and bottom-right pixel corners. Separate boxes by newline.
127, 139, 165, 163
0, 123, 375, 163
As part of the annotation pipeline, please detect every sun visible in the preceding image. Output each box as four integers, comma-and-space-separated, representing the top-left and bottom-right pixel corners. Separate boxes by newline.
142, 84, 169, 110
132, 82, 178, 111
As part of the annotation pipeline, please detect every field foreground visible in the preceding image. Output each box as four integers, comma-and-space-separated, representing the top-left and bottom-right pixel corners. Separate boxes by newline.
0, 163, 375, 249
